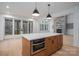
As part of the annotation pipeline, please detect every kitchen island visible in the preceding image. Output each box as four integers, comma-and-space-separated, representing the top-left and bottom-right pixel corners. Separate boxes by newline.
22, 33, 63, 56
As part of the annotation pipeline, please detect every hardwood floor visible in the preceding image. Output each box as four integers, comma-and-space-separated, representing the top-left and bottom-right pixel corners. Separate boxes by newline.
63, 35, 73, 46
52, 35, 79, 56
0, 39, 22, 56
52, 45, 79, 56
0, 35, 79, 56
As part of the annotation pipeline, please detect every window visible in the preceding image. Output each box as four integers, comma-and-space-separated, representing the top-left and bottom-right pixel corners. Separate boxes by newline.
66, 23, 73, 29
40, 20, 49, 32
23, 21, 28, 34
5, 18, 13, 35
29, 21, 33, 33
14, 20, 21, 34
23, 21, 33, 34
5, 18, 33, 35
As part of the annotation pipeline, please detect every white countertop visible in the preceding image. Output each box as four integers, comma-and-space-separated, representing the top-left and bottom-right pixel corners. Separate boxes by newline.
4, 33, 62, 40
21, 33, 62, 40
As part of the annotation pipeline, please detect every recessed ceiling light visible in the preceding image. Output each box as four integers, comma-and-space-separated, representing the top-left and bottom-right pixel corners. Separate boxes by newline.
6, 5, 10, 8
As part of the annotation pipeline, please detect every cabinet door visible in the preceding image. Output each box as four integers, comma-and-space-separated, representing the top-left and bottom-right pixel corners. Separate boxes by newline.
45, 37, 53, 55
45, 36, 58, 55
51, 36, 58, 53
57, 35, 63, 49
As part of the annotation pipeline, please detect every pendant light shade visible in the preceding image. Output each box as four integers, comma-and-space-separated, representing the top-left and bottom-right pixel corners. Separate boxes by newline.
46, 4, 52, 19
32, 8, 40, 16
46, 13, 51, 19
32, 2, 40, 16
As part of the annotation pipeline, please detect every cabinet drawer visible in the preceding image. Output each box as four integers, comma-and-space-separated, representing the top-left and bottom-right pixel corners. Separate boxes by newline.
33, 49, 47, 56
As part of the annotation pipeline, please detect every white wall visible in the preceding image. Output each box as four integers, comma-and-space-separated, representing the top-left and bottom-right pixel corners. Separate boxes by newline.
53, 6, 79, 47
63, 6, 79, 47
53, 6, 79, 36
33, 20, 39, 33
73, 11, 79, 47
60, 7, 79, 47
0, 16, 5, 40
49, 19, 54, 33
66, 14, 74, 35
61, 16, 67, 34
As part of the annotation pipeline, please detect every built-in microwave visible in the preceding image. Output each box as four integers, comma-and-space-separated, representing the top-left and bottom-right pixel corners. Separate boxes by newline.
31, 38, 45, 54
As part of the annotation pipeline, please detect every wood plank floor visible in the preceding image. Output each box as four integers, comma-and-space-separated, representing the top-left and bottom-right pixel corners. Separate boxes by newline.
52, 35, 79, 56
0, 39, 22, 56
52, 45, 79, 56
0, 35, 79, 56
63, 35, 73, 46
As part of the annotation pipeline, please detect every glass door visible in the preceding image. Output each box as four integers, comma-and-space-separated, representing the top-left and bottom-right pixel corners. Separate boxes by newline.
14, 20, 21, 35
29, 21, 33, 33
5, 18, 13, 35
23, 21, 28, 34
23, 21, 33, 34
5, 18, 33, 35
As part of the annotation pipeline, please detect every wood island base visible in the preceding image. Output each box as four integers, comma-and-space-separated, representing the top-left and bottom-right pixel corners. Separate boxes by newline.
22, 35, 63, 56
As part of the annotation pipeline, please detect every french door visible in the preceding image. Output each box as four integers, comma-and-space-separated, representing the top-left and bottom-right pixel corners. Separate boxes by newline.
5, 18, 33, 35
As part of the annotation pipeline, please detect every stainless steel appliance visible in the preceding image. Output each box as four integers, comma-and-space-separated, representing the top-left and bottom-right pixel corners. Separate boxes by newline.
31, 38, 45, 54
56, 29, 62, 33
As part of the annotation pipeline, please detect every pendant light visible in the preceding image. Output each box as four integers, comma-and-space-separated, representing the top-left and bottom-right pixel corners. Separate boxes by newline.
46, 4, 52, 19
32, 2, 40, 16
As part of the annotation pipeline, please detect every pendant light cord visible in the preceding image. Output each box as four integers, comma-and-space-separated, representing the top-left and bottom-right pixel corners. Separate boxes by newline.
48, 3, 51, 14
35, 2, 37, 9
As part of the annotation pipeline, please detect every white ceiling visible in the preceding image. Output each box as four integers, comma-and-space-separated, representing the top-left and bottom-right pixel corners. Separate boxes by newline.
0, 2, 79, 19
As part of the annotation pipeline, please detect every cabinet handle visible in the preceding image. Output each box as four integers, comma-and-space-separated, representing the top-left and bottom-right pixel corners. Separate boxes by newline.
52, 40, 54, 44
